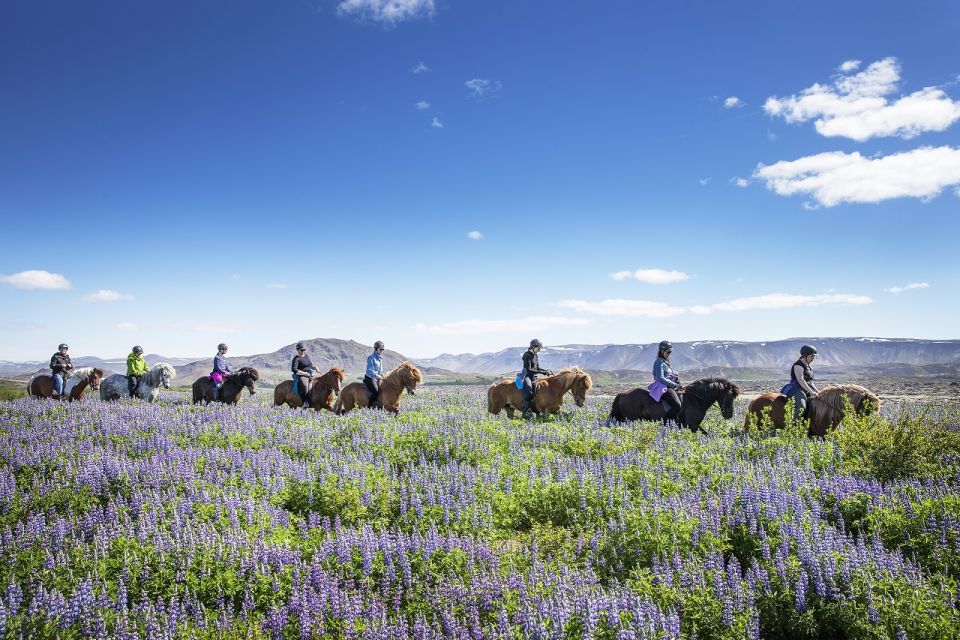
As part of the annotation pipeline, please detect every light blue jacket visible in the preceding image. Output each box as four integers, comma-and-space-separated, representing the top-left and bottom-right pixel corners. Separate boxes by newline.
213, 354, 232, 375
365, 352, 383, 380
653, 358, 680, 389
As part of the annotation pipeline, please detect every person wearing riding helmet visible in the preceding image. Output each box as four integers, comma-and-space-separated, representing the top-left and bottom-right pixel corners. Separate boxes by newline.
49, 343, 73, 399
784, 344, 820, 422
521, 339, 553, 420
211, 343, 233, 401
126, 345, 149, 398
364, 341, 386, 408
650, 340, 683, 423
291, 342, 315, 407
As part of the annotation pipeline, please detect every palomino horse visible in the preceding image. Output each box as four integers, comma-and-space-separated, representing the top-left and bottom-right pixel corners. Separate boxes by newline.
745, 384, 880, 436
334, 362, 422, 414
274, 368, 345, 411
100, 363, 176, 402
608, 377, 740, 432
192, 367, 260, 405
487, 367, 594, 419
27, 367, 104, 401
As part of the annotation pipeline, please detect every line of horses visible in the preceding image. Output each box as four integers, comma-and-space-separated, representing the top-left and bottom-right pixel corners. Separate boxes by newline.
25, 362, 880, 435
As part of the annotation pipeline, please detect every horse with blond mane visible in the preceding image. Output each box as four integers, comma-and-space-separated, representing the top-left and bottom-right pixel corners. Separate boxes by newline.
334, 362, 422, 414
274, 367, 345, 411
745, 384, 880, 436
487, 367, 593, 418
28, 367, 104, 401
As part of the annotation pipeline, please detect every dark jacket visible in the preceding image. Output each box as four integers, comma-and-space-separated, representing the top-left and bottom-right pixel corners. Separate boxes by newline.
522, 349, 551, 380
790, 358, 817, 394
50, 353, 72, 375
291, 354, 314, 375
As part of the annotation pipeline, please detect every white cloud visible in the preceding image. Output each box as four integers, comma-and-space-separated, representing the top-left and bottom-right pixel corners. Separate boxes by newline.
116, 322, 139, 332
610, 268, 690, 285
267, 283, 288, 289
415, 100, 430, 110
839, 59, 862, 73
732, 177, 750, 187
0, 270, 71, 290
465, 78, 502, 98
337, 0, 434, 26
431, 117, 444, 128
85, 289, 133, 302
753, 146, 960, 207
410, 61, 429, 74
560, 292, 872, 317
885, 282, 930, 293
764, 57, 960, 141
724, 96, 743, 109
699, 177, 711, 186
467, 230, 484, 240
413, 315, 591, 336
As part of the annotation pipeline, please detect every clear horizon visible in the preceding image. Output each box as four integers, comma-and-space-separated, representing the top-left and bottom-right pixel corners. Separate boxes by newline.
2, 1, 958, 361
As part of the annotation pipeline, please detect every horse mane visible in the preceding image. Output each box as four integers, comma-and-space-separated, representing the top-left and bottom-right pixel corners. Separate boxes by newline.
68, 367, 96, 379
810, 384, 878, 421
686, 377, 741, 397
552, 367, 593, 389
236, 367, 259, 381
147, 363, 176, 383
329, 367, 345, 381
382, 361, 423, 390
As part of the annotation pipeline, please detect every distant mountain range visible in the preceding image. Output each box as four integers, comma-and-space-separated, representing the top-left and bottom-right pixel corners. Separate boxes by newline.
416, 338, 960, 375
3, 337, 958, 382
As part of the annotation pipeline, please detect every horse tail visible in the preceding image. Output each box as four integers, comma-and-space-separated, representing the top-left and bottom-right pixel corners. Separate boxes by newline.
26, 374, 37, 397
192, 381, 201, 404
486, 384, 498, 414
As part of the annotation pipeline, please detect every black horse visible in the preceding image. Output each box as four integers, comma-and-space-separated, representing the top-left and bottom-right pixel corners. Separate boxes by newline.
609, 377, 740, 432
192, 367, 260, 405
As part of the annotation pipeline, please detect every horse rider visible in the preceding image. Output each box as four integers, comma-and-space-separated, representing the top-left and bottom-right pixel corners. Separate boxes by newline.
291, 342, 315, 407
364, 341, 385, 408
211, 343, 233, 401
650, 340, 682, 423
782, 344, 820, 422
127, 345, 149, 398
49, 343, 73, 399
521, 339, 553, 420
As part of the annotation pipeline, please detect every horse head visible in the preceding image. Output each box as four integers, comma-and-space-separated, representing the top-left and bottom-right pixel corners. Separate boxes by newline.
719, 380, 741, 420
90, 368, 104, 391
330, 368, 345, 395
399, 362, 423, 395
155, 363, 176, 389
239, 367, 259, 395
568, 368, 594, 407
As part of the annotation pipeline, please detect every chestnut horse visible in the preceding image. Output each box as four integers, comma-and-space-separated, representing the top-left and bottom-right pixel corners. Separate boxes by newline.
745, 384, 880, 436
274, 367, 345, 411
487, 367, 594, 419
608, 377, 740, 433
192, 367, 260, 405
333, 362, 422, 414
27, 367, 104, 401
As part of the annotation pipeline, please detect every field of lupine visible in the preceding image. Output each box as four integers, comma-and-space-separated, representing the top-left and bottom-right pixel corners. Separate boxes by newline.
1, 387, 960, 639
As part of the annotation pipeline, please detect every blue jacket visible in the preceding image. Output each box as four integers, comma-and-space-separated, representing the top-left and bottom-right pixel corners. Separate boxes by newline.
365, 352, 383, 380
213, 354, 232, 375
653, 358, 680, 389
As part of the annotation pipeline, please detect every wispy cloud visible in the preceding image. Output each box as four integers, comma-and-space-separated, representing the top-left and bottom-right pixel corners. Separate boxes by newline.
465, 78, 502, 99
724, 96, 743, 109
753, 146, 960, 207
560, 292, 873, 317
413, 315, 591, 336
764, 57, 960, 141
415, 100, 430, 110
610, 268, 690, 284
337, 0, 435, 26
430, 117, 444, 128
410, 61, 430, 74
0, 270, 71, 290
731, 177, 750, 187
699, 177, 711, 186
116, 322, 139, 332
85, 289, 134, 302
467, 230, 484, 240
885, 282, 930, 293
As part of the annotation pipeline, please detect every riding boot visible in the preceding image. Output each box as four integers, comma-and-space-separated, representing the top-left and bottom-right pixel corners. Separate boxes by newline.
521, 399, 534, 420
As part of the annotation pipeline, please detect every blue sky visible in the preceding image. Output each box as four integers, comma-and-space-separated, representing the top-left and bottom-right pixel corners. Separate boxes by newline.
1, 0, 959, 360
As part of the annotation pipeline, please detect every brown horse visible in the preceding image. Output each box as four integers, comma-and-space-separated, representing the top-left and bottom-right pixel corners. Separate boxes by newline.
27, 367, 104, 401
333, 362, 422, 414
608, 377, 740, 432
274, 368, 345, 410
192, 367, 260, 405
487, 367, 594, 419
745, 384, 880, 436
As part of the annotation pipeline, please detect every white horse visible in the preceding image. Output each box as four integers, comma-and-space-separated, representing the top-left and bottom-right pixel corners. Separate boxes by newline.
100, 363, 176, 402
63, 367, 100, 398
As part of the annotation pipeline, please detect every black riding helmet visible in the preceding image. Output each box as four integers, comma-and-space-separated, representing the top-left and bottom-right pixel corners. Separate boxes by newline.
295, 342, 305, 351
374, 341, 385, 350
530, 339, 543, 349
132, 345, 143, 355
218, 343, 228, 351
58, 343, 68, 350
800, 344, 818, 357
658, 340, 673, 351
